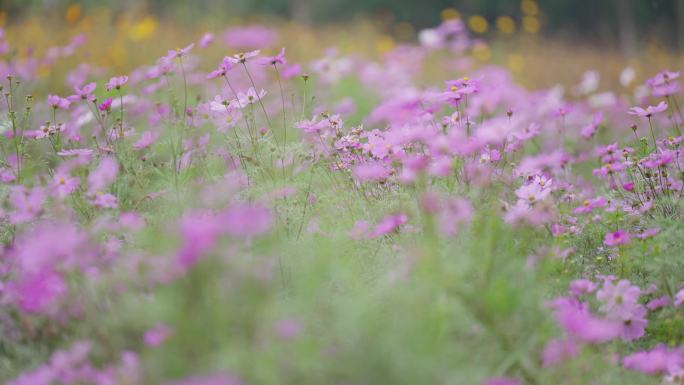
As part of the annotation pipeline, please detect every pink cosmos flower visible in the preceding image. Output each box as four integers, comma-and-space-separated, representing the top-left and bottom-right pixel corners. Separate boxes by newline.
641, 150, 675, 169
542, 338, 580, 367
207, 57, 235, 79
274, 318, 302, 340
91, 192, 118, 208
573, 196, 607, 214
674, 288, 684, 307
176, 211, 223, 268
503, 200, 555, 227
119, 211, 145, 230
9, 268, 68, 314
597, 279, 641, 318
50, 172, 80, 199
9, 186, 47, 224
369, 213, 408, 238
48, 94, 71, 110
33, 123, 65, 139
144, 324, 173, 347
281, 63, 302, 80
198, 32, 215, 48
603, 230, 631, 247
580, 112, 603, 138
550, 297, 621, 343
72, 82, 96, 102
58, 148, 94, 160
228, 50, 260, 64
437, 196, 474, 236
569, 279, 596, 296
623, 345, 684, 375
88, 157, 118, 194
353, 161, 391, 182
647, 70, 681, 97
236, 87, 267, 107
515, 182, 551, 206
258, 47, 286, 66
596, 279, 647, 341
220, 203, 273, 238
132, 130, 160, 150
618, 304, 647, 341
628, 101, 668, 118
636, 228, 659, 239
646, 295, 670, 310
166, 43, 194, 60
105, 75, 129, 91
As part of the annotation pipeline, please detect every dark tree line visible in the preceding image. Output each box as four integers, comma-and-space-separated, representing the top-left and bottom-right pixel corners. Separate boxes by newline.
3, 0, 684, 51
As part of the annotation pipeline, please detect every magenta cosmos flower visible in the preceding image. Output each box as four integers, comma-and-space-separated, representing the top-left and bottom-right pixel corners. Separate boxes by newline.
98, 97, 113, 111
604, 230, 631, 247
105, 75, 129, 91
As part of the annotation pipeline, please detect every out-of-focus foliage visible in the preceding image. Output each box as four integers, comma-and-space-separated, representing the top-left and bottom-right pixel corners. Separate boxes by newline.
2, 0, 682, 48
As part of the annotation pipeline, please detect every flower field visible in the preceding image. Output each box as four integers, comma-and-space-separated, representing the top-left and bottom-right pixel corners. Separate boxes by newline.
1, 5, 684, 385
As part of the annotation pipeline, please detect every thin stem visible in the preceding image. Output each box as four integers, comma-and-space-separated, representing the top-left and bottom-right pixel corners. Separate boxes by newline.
241, 62, 275, 138
274, 64, 287, 177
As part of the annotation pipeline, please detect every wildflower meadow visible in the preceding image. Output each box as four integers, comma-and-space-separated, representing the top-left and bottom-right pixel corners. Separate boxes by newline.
1, 2, 684, 384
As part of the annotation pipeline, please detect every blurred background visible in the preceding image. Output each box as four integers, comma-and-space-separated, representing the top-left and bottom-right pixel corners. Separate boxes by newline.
3, 0, 684, 52
0, 0, 682, 88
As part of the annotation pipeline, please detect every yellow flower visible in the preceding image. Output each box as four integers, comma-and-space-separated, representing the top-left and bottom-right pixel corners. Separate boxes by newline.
496, 16, 516, 34
468, 15, 489, 34
521, 0, 539, 16
128, 16, 158, 41
65, 4, 82, 25
522, 16, 540, 34
441, 8, 461, 21
376, 35, 395, 54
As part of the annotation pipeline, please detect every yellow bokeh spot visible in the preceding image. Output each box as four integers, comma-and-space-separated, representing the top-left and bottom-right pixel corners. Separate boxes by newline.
507, 53, 525, 72
472, 42, 491, 61
441, 8, 461, 21
376, 35, 396, 54
65, 4, 81, 24
468, 15, 489, 34
394, 22, 415, 40
496, 16, 516, 34
521, 0, 539, 16
522, 16, 540, 33
128, 16, 158, 41
0, 12, 6, 27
